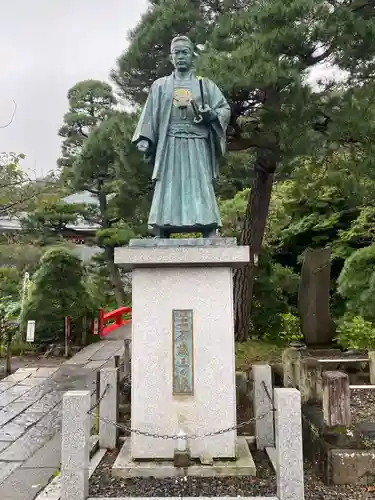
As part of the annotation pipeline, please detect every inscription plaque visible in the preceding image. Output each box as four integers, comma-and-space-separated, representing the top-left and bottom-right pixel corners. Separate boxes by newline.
172, 309, 194, 395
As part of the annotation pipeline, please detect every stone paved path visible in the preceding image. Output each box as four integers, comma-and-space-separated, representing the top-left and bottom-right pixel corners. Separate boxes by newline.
0, 337, 126, 500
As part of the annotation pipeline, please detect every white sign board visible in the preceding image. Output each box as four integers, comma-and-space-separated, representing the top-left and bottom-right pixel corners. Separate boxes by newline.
26, 320, 36, 343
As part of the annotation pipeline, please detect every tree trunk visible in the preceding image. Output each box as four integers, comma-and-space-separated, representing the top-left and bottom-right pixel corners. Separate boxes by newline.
97, 179, 127, 307
233, 162, 274, 341
105, 246, 127, 307
233, 86, 281, 342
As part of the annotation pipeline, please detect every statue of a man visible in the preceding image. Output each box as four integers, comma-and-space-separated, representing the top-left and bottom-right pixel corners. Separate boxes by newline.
132, 35, 231, 238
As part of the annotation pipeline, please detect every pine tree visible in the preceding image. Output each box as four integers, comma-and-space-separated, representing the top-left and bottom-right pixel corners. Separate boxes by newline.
112, 0, 375, 340
58, 80, 117, 181
74, 111, 151, 305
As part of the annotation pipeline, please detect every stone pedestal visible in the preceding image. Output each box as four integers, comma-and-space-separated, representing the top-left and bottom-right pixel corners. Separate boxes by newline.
114, 238, 249, 461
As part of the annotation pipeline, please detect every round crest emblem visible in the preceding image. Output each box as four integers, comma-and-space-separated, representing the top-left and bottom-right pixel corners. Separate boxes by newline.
173, 88, 192, 108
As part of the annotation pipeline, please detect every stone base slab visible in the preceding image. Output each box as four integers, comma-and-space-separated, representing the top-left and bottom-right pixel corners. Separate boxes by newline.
89, 498, 278, 500
113, 437, 256, 478
114, 245, 250, 271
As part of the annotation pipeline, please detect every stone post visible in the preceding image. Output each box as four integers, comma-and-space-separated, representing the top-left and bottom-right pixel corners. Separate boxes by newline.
253, 364, 274, 449
299, 358, 322, 403
99, 367, 119, 450
322, 371, 351, 427
282, 347, 301, 388
275, 388, 304, 500
369, 351, 375, 385
298, 247, 335, 346
61, 391, 90, 500
124, 339, 131, 378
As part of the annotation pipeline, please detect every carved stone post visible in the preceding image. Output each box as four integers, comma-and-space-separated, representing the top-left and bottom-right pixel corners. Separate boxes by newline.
323, 371, 351, 427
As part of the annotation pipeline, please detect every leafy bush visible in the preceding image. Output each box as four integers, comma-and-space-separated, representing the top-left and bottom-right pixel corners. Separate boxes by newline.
337, 244, 375, 320
0, 267, 20, 301
21, 246, 97, 344
250, 255, 300, 344
335, 315, 375, 350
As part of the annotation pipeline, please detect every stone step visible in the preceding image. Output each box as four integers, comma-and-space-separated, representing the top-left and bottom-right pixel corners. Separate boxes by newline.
112, 437, 256, 478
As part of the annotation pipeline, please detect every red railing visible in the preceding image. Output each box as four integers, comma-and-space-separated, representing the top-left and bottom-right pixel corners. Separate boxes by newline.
96, 306, 132, 337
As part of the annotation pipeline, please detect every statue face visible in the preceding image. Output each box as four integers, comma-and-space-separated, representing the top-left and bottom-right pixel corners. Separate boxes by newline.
170, 41, 193, 71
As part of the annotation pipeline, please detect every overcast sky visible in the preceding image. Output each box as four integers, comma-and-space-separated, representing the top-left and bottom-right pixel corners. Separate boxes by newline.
1, 1, 345, 179
0, 0, 148, 177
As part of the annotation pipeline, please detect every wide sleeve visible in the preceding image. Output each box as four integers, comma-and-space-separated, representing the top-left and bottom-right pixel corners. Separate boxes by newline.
206, 79, 231, 158
132, 82, 159, 147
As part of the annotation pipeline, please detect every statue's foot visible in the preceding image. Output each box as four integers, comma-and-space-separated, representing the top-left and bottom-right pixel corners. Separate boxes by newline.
202, 228, 218, 238
159, 229, 171, 239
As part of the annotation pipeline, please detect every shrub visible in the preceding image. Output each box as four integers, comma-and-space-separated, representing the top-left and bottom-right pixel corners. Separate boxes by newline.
21, 246, 97, 344
335, 315, 375, 350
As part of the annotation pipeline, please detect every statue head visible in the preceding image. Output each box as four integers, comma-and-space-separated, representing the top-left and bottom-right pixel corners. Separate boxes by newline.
170, 36, 194, 72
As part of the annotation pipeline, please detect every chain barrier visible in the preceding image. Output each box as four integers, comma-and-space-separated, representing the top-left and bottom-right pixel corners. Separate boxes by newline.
89, 367, 272, 441
88, 407, 271, 441
87, 383, 110, 414
261, 380, 275, 411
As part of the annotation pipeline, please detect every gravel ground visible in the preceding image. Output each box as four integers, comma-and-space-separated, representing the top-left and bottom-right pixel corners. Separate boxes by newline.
351, 388, 375, 426
89, 449, 368, 499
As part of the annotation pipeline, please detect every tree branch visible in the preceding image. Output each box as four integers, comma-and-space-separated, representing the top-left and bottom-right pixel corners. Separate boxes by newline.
0, 101, 17, 129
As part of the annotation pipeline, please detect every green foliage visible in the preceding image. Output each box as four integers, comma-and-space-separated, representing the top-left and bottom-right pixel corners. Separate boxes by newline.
220, 189, 249, 239
250, 256, 300, 343
235, 339, 283, 370
337, 244, 375, 322
58, 80, 117, 181
72, 110, 151, 305
335, 315, 375, 350
0, 245, 43, 274
22, 247, 97, 344
0, 267, 20, 301
21, 201, 87, 245
112, 0, 375, 339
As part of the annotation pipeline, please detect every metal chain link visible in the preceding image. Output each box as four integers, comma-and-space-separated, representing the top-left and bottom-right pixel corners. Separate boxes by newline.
87, 383, 110, 414
88, 407, 271, 440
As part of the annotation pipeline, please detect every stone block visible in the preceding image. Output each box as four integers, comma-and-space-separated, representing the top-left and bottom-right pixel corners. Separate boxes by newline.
329, 449, 375, 485
35, 404, 62, 434
2, 372, 31, 383
29, 391, 63, 414
369, 351, 375, 385
0, 386, 31, 407
299, 358, 322, 403
0, 461, 22, 483
115, 245, 250, 270
130, 266, 237, 460
22, 433, 61, 469
0, 466, 55, 500
298, 247, 335, 345
252, 364, 274, 449
11, 410, 45, 430
282, 348, 301, 388
18, 377, 45, 387
129, 237, 237, 247
0, 425, 54, 461
0, 381, 17, 394
322, 371, 351, 427
0, 422, 26, 442
33, 367, 60, 378
274, 388, 304, 500
0, 442, 10, 453
123, 339, 131, 378
0, 402, 33, 426
61, 391, 90, 500
113, 437, 256, 478
99, 368, 118, 450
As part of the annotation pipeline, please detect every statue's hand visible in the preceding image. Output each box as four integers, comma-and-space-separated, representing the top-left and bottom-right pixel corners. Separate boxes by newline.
137, 139, 150, 153
199, 105, 217, 122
